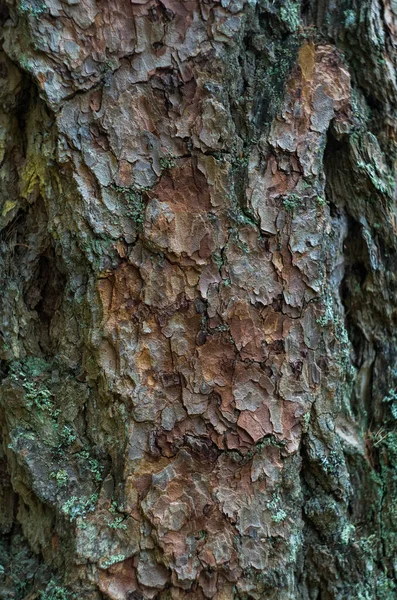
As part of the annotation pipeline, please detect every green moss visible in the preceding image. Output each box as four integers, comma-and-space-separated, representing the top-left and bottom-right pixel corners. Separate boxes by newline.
231, 151, 249, 171
106, 516, 127, 531
228, 207, 257, 228
39, 579, 76, 600
159, 154, 176, 171
250, 36, 300, 126
320, 450, 344, 476
17, 0, 47, 17
58, 425, 77, 448
271, 509, 287, 523
302, 412, 311, 431
377, 571, 396, 600
49, 469, 68, 488
211, 250, 224, 270
112, 185, 146, 230
282, 193, 301, 212
101, 554, 126, 569
61, 493, 98, 521
267, 493, 288, 523
10, 357, 54, 415
362, 162, 388, 193
280, 1, 301, 32
382, 389, 397, 420
341, 523, 355, 544
76, 449, 103, 483
103, 60, 116, 74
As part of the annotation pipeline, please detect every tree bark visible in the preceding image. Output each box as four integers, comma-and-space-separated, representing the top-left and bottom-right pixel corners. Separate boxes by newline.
1, 0, 397, 598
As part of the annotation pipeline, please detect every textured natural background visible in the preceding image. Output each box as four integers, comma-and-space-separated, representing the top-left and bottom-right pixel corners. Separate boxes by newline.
1, 0, 397, 598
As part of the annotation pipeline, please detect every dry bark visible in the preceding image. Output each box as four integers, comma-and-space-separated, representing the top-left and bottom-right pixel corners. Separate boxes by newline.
1, 1, 397, 598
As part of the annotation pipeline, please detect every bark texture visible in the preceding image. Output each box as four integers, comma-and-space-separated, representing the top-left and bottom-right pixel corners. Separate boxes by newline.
1, 0, 397, 598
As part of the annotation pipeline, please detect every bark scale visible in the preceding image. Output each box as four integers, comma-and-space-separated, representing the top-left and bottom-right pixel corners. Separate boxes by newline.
1, 1, 397, 599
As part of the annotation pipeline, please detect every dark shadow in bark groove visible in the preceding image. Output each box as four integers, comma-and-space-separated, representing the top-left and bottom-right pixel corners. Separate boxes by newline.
27, 246, 67, 356
324, 130, 370, 369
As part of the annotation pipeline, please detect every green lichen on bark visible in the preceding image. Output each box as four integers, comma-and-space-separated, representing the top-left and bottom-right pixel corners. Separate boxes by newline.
1, 0, 397, 598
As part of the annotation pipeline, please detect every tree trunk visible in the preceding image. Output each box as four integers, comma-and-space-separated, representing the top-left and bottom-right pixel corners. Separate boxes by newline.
1, 0, 397, 598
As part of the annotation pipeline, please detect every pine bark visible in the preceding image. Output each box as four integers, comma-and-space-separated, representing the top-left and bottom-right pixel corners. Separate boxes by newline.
1, 1, 397, 598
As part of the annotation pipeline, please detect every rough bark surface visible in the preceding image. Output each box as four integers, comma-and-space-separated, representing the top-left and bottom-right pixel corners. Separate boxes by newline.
1, 0, 397, 598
